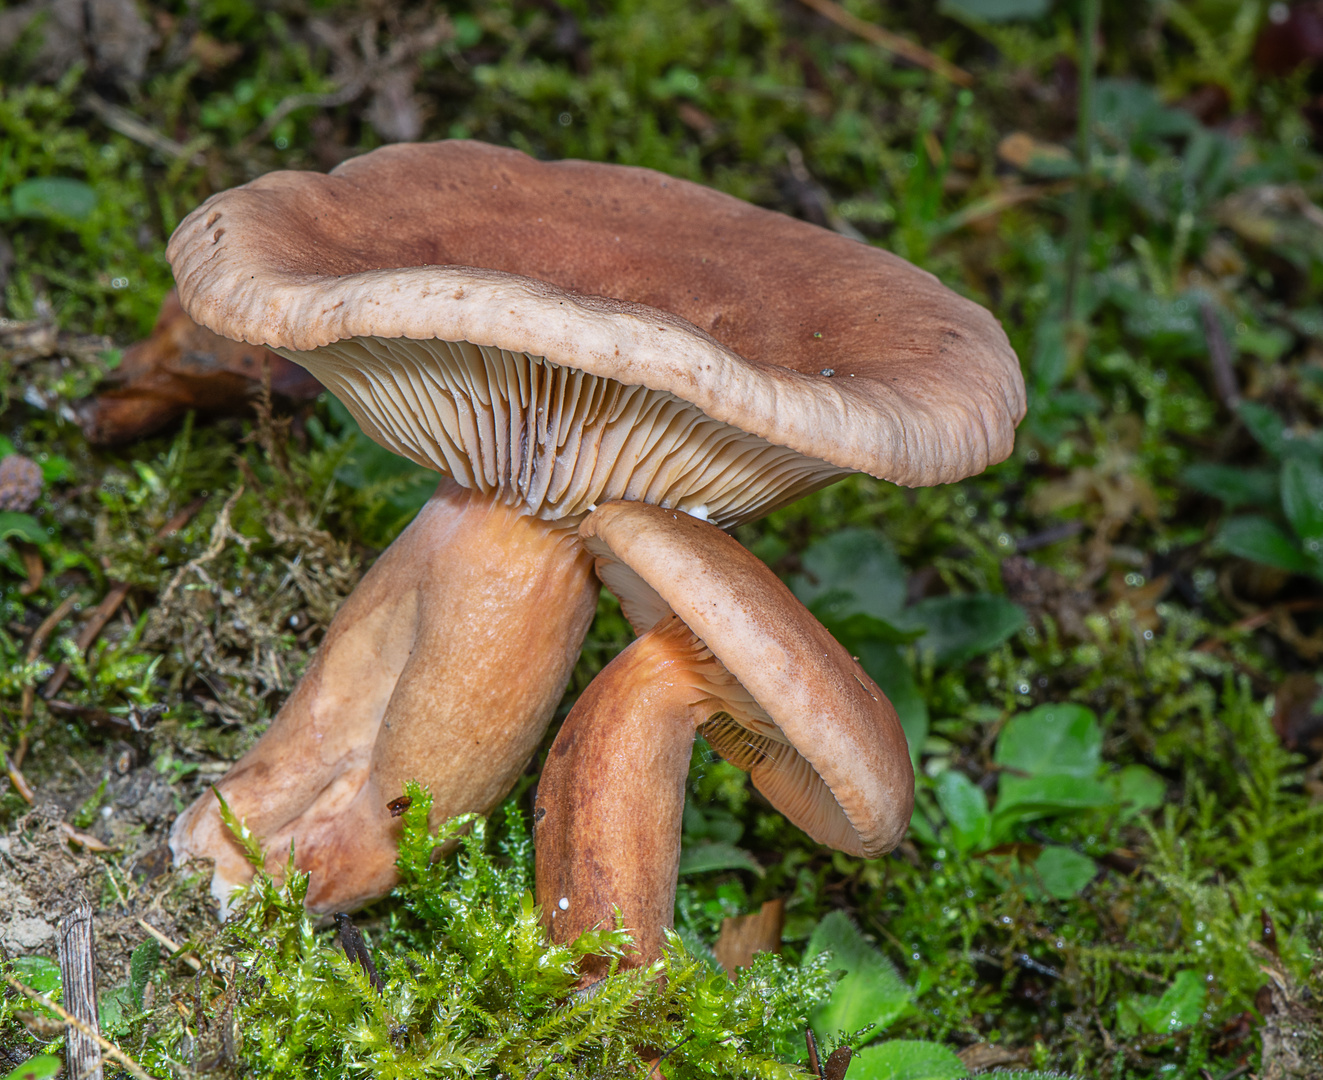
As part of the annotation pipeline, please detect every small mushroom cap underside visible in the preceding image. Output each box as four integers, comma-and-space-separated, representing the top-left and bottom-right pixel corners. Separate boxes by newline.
580, 501, 914, 858
168, 140, 1024, 493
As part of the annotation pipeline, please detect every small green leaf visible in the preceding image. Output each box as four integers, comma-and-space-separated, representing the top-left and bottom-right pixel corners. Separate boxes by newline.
1181, 463, 1278, 509
9, 956, 60, 997
939, 0, 1050, 23
791, 529, 907, 622
1117, 970, 1207, 1036
1281, 457, 1323, 542
213, 786, 266, 870
0, 512, 46, 545
98, 984, 133, 1035
10, 177, 98, 222
994, 704, 1102, 779
994, 774, 1113, 830
1216, 516, 1313, 575
807, 911, 912, 1047
898, 595, 1026, 665
1145, 969, 1207, 1033
38, 456, 72, 484
1238, 401, 1288, 458
1033, 846, 1098, 899
677, 841, 764, 877
848, 1039, 970, 1080
2, 1055, 62, 1080
934, 771, 991, 854
1111, 764, 1166, 818
853, 640, 928, 763
129, 937, 159, 1011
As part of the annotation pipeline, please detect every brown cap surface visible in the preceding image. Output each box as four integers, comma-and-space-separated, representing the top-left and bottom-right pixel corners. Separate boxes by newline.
581, 501, 914, 858
168, 140, 1023, 503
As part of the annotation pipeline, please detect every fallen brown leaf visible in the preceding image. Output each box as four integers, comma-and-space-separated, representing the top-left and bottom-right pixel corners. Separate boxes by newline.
956, 1042, 1032, 1072
80, 290, 322, 445
713, 898, 784, 977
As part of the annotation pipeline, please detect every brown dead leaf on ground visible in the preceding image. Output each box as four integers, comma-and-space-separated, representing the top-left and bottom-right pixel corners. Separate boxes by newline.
996, 131, 1074, 175
1001, 555, 1094, 641
1104, 572, 1171, 633
1273, 673, 1323, 753
79, 290, 322, 445
713, 899, 784, 977
956, 1042, 1033, 1073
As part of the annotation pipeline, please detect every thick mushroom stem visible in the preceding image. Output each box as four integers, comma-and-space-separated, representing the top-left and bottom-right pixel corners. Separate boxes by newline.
535, 615, 743, 981
171, 477, 597, 914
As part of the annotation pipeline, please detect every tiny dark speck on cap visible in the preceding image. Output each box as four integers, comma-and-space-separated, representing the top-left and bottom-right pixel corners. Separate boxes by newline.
813, 331, 823, 339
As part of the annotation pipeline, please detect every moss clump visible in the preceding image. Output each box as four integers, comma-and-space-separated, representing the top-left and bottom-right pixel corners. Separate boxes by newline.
133, 783, 836, 1079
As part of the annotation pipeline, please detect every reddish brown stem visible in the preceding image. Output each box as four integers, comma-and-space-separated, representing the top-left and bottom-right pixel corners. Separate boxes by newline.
535, 617, 715, 981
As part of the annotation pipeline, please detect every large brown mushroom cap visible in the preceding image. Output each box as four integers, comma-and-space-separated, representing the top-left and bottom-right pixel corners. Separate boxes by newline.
581, 501, 914, 858
168, 140, 1023, 514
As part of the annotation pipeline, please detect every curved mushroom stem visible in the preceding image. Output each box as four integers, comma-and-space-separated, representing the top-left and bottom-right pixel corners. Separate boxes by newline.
535, 615, 742, 982
171, 477, 597, 914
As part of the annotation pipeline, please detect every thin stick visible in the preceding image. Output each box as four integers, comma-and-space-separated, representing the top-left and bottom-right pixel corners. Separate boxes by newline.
17, 594, 79, 736
137, 918, 202, 972
2, 972, 157, 1080
796, 0, 973, 86
58, 900, 103, 1080
44, 498, 204, 700
83, 93, 207, 166
5, 753, 35, 804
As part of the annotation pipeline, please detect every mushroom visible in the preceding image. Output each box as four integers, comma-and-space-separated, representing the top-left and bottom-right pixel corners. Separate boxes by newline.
165, 140, 1023, 914
535, 501, 912, 982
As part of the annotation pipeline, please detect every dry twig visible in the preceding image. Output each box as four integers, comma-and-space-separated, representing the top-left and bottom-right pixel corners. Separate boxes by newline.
796, 0, 972, 86
18, 593, 79, 734
83, 93, 207, 166
2, 972, 157, 1080
137, 918, 202, 971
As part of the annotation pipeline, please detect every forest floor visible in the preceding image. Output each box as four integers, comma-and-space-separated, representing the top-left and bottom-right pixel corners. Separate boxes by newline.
1, 1, 1322, 1077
